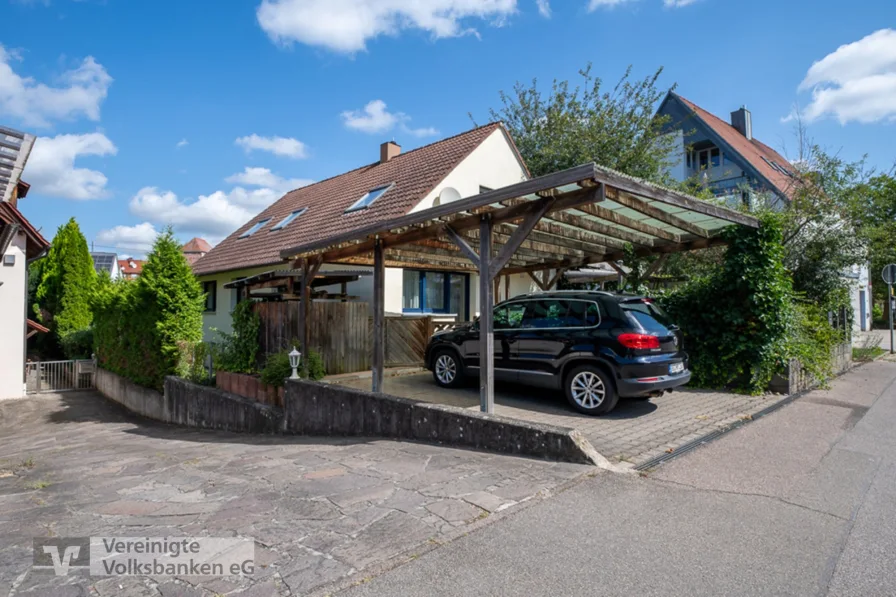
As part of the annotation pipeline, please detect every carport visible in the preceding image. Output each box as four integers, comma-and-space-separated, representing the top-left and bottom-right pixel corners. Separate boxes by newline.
280, 162, 758, 414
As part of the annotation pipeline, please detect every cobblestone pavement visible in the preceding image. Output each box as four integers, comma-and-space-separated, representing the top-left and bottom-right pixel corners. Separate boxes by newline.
0, 392, 589, 596
333, 373, 788, 467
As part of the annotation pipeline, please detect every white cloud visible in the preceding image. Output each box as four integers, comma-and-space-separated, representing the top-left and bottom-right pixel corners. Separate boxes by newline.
587, 0, 636, 9
176, 138, 189, 148
796, 29, 896, 124
256, 0, 518, 53
0, 44, 112, 127
663, 0, 699, 6
95, 222, 159, 254
536, 0, 551, 17
342, 99, 439, 137
235, 133, 308, 159
126, 167, 313, 243
24, 133, 117, 200
225, 167, 312, 193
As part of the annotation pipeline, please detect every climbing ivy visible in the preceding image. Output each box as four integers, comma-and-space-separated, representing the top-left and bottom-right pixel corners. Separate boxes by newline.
660, 213, 794, 394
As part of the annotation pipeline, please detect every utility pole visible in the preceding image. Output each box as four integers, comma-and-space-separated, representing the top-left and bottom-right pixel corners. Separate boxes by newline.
883, 265, 896, 354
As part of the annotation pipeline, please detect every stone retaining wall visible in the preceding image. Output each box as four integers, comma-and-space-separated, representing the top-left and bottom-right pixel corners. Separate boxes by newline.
769, 341, 854, 394
283, 378, 602, 466
94, 368, 602, 466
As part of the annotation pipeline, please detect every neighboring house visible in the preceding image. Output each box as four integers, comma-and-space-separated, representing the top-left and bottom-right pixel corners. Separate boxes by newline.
192, 123, 535, 340
657, 92, 872, 332
91, 252, 121, 279
0, 125, 51, 400
118, 258, 144, 280
182, 237, 211, 265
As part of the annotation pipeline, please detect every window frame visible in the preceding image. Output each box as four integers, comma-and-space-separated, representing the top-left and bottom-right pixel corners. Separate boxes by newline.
239, 218, 271, 238
345, 183, 393, 213
401, 269, 469, 317
492, 298, 602, 331
202, 281, 217, 313
271, 208, 307, 231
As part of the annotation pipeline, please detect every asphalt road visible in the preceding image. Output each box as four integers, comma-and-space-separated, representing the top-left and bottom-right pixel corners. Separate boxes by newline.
337, 359, 896, 597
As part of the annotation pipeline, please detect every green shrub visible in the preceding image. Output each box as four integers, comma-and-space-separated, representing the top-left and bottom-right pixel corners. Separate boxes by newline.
92, 229, 205, 391
873, 303, 884, 321
214, 301, 261, 374
59, 328, 94, 360
660, 213, 794, 394
260, 346, 326, 387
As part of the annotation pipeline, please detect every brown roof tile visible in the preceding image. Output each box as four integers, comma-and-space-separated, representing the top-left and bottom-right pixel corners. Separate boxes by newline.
193, 123, 506, 276
675, 94, 796, 200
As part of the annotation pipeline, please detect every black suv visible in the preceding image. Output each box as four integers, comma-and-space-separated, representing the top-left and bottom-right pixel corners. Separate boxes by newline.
424, 291, 691, 416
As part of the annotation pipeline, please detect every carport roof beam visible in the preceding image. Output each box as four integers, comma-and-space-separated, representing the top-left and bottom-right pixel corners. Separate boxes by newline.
279, 162, 759, 276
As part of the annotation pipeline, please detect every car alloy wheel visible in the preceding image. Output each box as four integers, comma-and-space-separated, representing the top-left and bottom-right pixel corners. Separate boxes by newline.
435, 354, 457, 385
570, 370, 606, 410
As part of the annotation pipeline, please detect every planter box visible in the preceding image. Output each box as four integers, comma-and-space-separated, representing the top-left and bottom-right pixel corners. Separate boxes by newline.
216, 371, 284, 407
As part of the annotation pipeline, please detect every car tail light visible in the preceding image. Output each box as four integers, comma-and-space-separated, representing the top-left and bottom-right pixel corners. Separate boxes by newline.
618, 333, 661, 350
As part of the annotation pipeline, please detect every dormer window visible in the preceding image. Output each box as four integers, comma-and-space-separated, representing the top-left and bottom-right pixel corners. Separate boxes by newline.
271, 209, 307, 231
239, 218, 271, 238
345, 184, 392, 213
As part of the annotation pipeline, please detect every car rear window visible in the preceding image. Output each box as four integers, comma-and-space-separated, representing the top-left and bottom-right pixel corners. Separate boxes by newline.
620, 299, 674, 334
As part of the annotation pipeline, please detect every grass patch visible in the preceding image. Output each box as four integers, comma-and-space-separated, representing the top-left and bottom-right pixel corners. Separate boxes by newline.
853, 346, 886, 362
25, 478, 52, 490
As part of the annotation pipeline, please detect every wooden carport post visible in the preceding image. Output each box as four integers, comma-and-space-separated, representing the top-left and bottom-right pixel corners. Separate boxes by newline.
478, 215, 495, 413
298, 256, 323, 372
372, 239, 385, 393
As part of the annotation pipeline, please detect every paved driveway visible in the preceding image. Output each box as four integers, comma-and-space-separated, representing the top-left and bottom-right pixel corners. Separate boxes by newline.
0, 392, 588, 596
333, 373, 788, 467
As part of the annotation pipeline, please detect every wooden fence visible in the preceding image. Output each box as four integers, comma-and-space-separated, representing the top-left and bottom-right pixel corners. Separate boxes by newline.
254, 302, 370, 375
254, 302, 460, 374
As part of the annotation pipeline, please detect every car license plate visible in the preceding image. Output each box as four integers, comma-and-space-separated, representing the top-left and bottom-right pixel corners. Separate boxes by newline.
669, 362, 685, 375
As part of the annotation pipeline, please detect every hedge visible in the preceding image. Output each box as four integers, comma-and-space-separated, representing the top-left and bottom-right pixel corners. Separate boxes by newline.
92, 230, 205, 391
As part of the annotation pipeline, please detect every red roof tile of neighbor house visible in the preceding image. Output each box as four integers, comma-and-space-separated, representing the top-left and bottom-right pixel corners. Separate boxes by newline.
182, 237, 212, 254
192, 123, 510, 276
0, 200, 49, 259
675, 94, 797, 201
118, 259, 144, 276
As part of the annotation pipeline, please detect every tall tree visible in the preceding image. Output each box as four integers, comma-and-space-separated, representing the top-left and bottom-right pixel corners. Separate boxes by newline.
35, 218, 97, 341
488, 65, 677, 181
137, 227, 205, 378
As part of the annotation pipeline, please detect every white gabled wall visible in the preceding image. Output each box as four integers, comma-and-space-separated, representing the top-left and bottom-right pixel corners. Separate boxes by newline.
410, 128, 529, 213
0, 231, 27, 399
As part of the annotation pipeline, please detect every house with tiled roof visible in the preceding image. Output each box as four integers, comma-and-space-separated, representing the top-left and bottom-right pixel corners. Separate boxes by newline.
118, 258, 145, 280
192, 123, 530, 339
181, 237, 211, 265
0, 125, 51, 399
656, 93, 871, 332
656, 92, 798, 208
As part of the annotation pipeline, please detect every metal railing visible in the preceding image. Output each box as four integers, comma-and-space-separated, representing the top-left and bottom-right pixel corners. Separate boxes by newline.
25, 359, 96, 393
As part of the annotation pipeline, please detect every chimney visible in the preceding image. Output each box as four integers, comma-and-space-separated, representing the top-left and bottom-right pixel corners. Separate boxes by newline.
731, 107, 753, 141
380, 141, 401, 164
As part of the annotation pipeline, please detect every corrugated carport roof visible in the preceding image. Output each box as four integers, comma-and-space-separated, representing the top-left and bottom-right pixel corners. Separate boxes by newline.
280, 162, 758, 274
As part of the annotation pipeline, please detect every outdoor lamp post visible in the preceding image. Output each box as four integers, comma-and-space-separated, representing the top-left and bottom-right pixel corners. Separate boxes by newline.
289, 347, 302, 379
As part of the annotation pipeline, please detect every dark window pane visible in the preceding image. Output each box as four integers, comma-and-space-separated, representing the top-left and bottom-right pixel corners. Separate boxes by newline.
449, 275, 465, 319
567, 300, 600, 327
710, 147, 721, 167
495, 303, 525, 330
699, 151, 709, 168
426, 272, 446, 311
403, 270, 420, 310
621, 299, 674, 333
523, 300, 571, 328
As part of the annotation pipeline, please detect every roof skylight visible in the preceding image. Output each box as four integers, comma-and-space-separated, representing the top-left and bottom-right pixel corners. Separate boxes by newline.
271, 209, 307, 231
345, 184, 392, 213
239, 218, 271, 238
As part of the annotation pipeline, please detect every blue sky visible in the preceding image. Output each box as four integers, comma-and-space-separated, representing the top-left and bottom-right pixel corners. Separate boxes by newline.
2, 0, 894, 255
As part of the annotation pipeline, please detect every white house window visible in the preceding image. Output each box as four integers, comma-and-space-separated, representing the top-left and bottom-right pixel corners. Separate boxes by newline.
403, 270, 468, 319
691, 147, 723, 171
345, 184, 392, 213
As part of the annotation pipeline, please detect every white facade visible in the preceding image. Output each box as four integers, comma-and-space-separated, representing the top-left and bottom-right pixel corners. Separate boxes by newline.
848, 264, 872, 333
199, 128, 533, 339
0, 230, 27, 399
